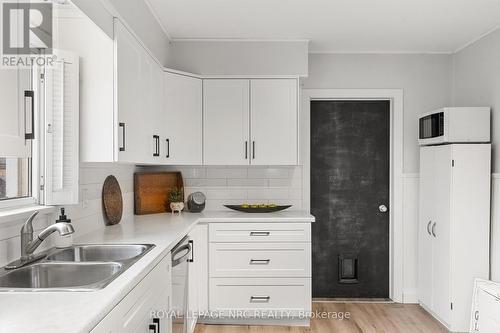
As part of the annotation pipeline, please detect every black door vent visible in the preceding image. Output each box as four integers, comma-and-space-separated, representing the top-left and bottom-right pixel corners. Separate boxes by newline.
338, 254, 359, 284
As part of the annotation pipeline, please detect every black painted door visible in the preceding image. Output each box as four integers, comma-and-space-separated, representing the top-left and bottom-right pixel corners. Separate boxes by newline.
311, 100, 390, 298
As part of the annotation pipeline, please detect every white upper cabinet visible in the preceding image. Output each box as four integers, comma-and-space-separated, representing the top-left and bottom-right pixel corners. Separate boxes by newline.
250, 79, 298, 165
114, 18, 157, 164
164, 72, 202, 165
56, 7, 114, 163
203, 79, 250, 165
203, 78, 298, 165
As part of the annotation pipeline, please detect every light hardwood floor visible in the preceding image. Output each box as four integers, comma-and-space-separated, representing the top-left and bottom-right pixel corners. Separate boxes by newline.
194, 302, 449, 333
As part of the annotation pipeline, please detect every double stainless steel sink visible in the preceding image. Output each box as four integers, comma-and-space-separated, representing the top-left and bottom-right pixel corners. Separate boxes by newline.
0, 244, 154, 292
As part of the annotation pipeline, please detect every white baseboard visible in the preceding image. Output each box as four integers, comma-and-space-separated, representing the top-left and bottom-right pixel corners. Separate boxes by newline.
402, 289, 418, 304
198, 317, 310, 327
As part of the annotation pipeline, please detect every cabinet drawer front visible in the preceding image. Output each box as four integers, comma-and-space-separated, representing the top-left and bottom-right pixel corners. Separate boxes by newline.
209, 223, 311, 243
210, 243, 311, 278
209, 277, 311, 314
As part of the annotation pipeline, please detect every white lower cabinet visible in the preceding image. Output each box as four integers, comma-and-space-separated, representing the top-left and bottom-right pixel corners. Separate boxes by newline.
91, 253, 172, 333
207, 222, 312, 323
210, 277, 311, 316
187, 225, 209, 333
209, 243, 311, 278
418, 144, 491, 331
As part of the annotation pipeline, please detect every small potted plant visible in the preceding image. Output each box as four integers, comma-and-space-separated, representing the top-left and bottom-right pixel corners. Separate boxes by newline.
169, 187, 184, 215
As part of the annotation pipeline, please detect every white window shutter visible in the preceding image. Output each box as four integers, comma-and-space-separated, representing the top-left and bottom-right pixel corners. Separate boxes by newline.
44, 50, 79, 205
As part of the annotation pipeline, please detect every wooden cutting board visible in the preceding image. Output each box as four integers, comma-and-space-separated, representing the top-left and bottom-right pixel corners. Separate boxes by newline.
134, 172, 184, 215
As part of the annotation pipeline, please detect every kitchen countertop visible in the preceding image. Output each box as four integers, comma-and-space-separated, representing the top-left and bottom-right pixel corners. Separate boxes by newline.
0, 210, 314, 333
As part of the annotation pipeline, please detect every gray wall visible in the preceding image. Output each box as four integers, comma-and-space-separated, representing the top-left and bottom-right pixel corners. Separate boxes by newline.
303, 53, 453, 173
171, 40, 309, 76
452, 28, 500, 281
72, 0, 173, 66
453, 28, 500, 172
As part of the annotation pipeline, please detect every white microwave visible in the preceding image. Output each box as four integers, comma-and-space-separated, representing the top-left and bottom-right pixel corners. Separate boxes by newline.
418, 107, 490, 146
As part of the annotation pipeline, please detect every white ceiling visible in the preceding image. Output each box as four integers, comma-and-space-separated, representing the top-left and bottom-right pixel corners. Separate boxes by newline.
146, 0, 500, 53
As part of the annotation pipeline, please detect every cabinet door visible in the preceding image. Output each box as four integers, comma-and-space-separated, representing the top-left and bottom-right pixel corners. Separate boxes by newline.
0, 68, 32, 157
164, 73, 202, 165
148, 59, 165, 164
432, 145, 452, 325
114, 18, 152, 163
203, 79, 249, 165
250, 79, 297, 165
188, 224, 208, 333
418, 146, 435, 309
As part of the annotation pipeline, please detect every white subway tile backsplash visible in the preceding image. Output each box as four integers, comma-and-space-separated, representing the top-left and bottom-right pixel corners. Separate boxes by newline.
227, 178, 269, 187
206, 189, 247, 200
247, 167, 291, 179
184, 179, 207, 187
206, 167, 247, 179
247, 188, 290, 200
176, 165, 303, 210
205, 178, 227, 187
0, 164, 303, 267
268, 178, 300, 188
178, 167, 207, 179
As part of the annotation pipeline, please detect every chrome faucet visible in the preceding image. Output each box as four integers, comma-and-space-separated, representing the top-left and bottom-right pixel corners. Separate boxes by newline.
5, 211, 75, 269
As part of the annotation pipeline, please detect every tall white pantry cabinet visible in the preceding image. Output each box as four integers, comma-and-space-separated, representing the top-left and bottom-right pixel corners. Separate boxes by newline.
418, 144, 491, 332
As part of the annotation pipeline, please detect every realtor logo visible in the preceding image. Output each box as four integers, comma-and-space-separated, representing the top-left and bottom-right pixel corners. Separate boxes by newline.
2, 2, 53, 55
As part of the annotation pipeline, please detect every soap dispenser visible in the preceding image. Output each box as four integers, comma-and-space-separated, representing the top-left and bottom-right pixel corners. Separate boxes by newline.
55, 208, 73, 248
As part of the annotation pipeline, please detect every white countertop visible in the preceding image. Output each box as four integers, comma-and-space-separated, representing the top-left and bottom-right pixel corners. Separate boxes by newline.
0, 210, 314, 333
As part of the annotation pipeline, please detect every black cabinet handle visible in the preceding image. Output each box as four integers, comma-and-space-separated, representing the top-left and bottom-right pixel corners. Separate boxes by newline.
245, 141, 248, 159
119, 123, 126, 151
250, 231, 270, 236
250, 259, 270, 265
24, 90, 34, 139
166, 138, 170, 158
252, 141, 255, 159
188, 240, 194, 262
250, 296, 270, 303
153, 318, 160, 333
153, 135, 160, 157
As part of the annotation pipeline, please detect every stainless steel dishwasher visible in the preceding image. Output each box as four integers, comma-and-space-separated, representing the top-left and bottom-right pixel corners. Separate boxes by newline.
171, 236, 192, 333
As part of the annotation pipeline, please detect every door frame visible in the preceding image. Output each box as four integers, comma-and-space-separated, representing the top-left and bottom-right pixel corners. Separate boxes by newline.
301, 88, 404, 302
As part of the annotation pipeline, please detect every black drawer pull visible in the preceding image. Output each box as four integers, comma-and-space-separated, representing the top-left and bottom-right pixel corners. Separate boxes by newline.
153, 135, 160, 157
250, 259, 270, 265
250, 231, 270, 236
119, 123, 126, 151
188, 240, 194, 263
250, 296, 270, 303
153, 318, 160, 333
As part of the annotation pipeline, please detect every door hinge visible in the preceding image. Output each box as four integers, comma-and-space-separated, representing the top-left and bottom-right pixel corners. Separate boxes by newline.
452, 159, 455, 167
451, 302, 453, 310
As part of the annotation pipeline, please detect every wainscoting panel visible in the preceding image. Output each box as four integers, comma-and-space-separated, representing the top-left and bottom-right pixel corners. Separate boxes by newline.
403, 173, 419, 303
491, 174, 500, 282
